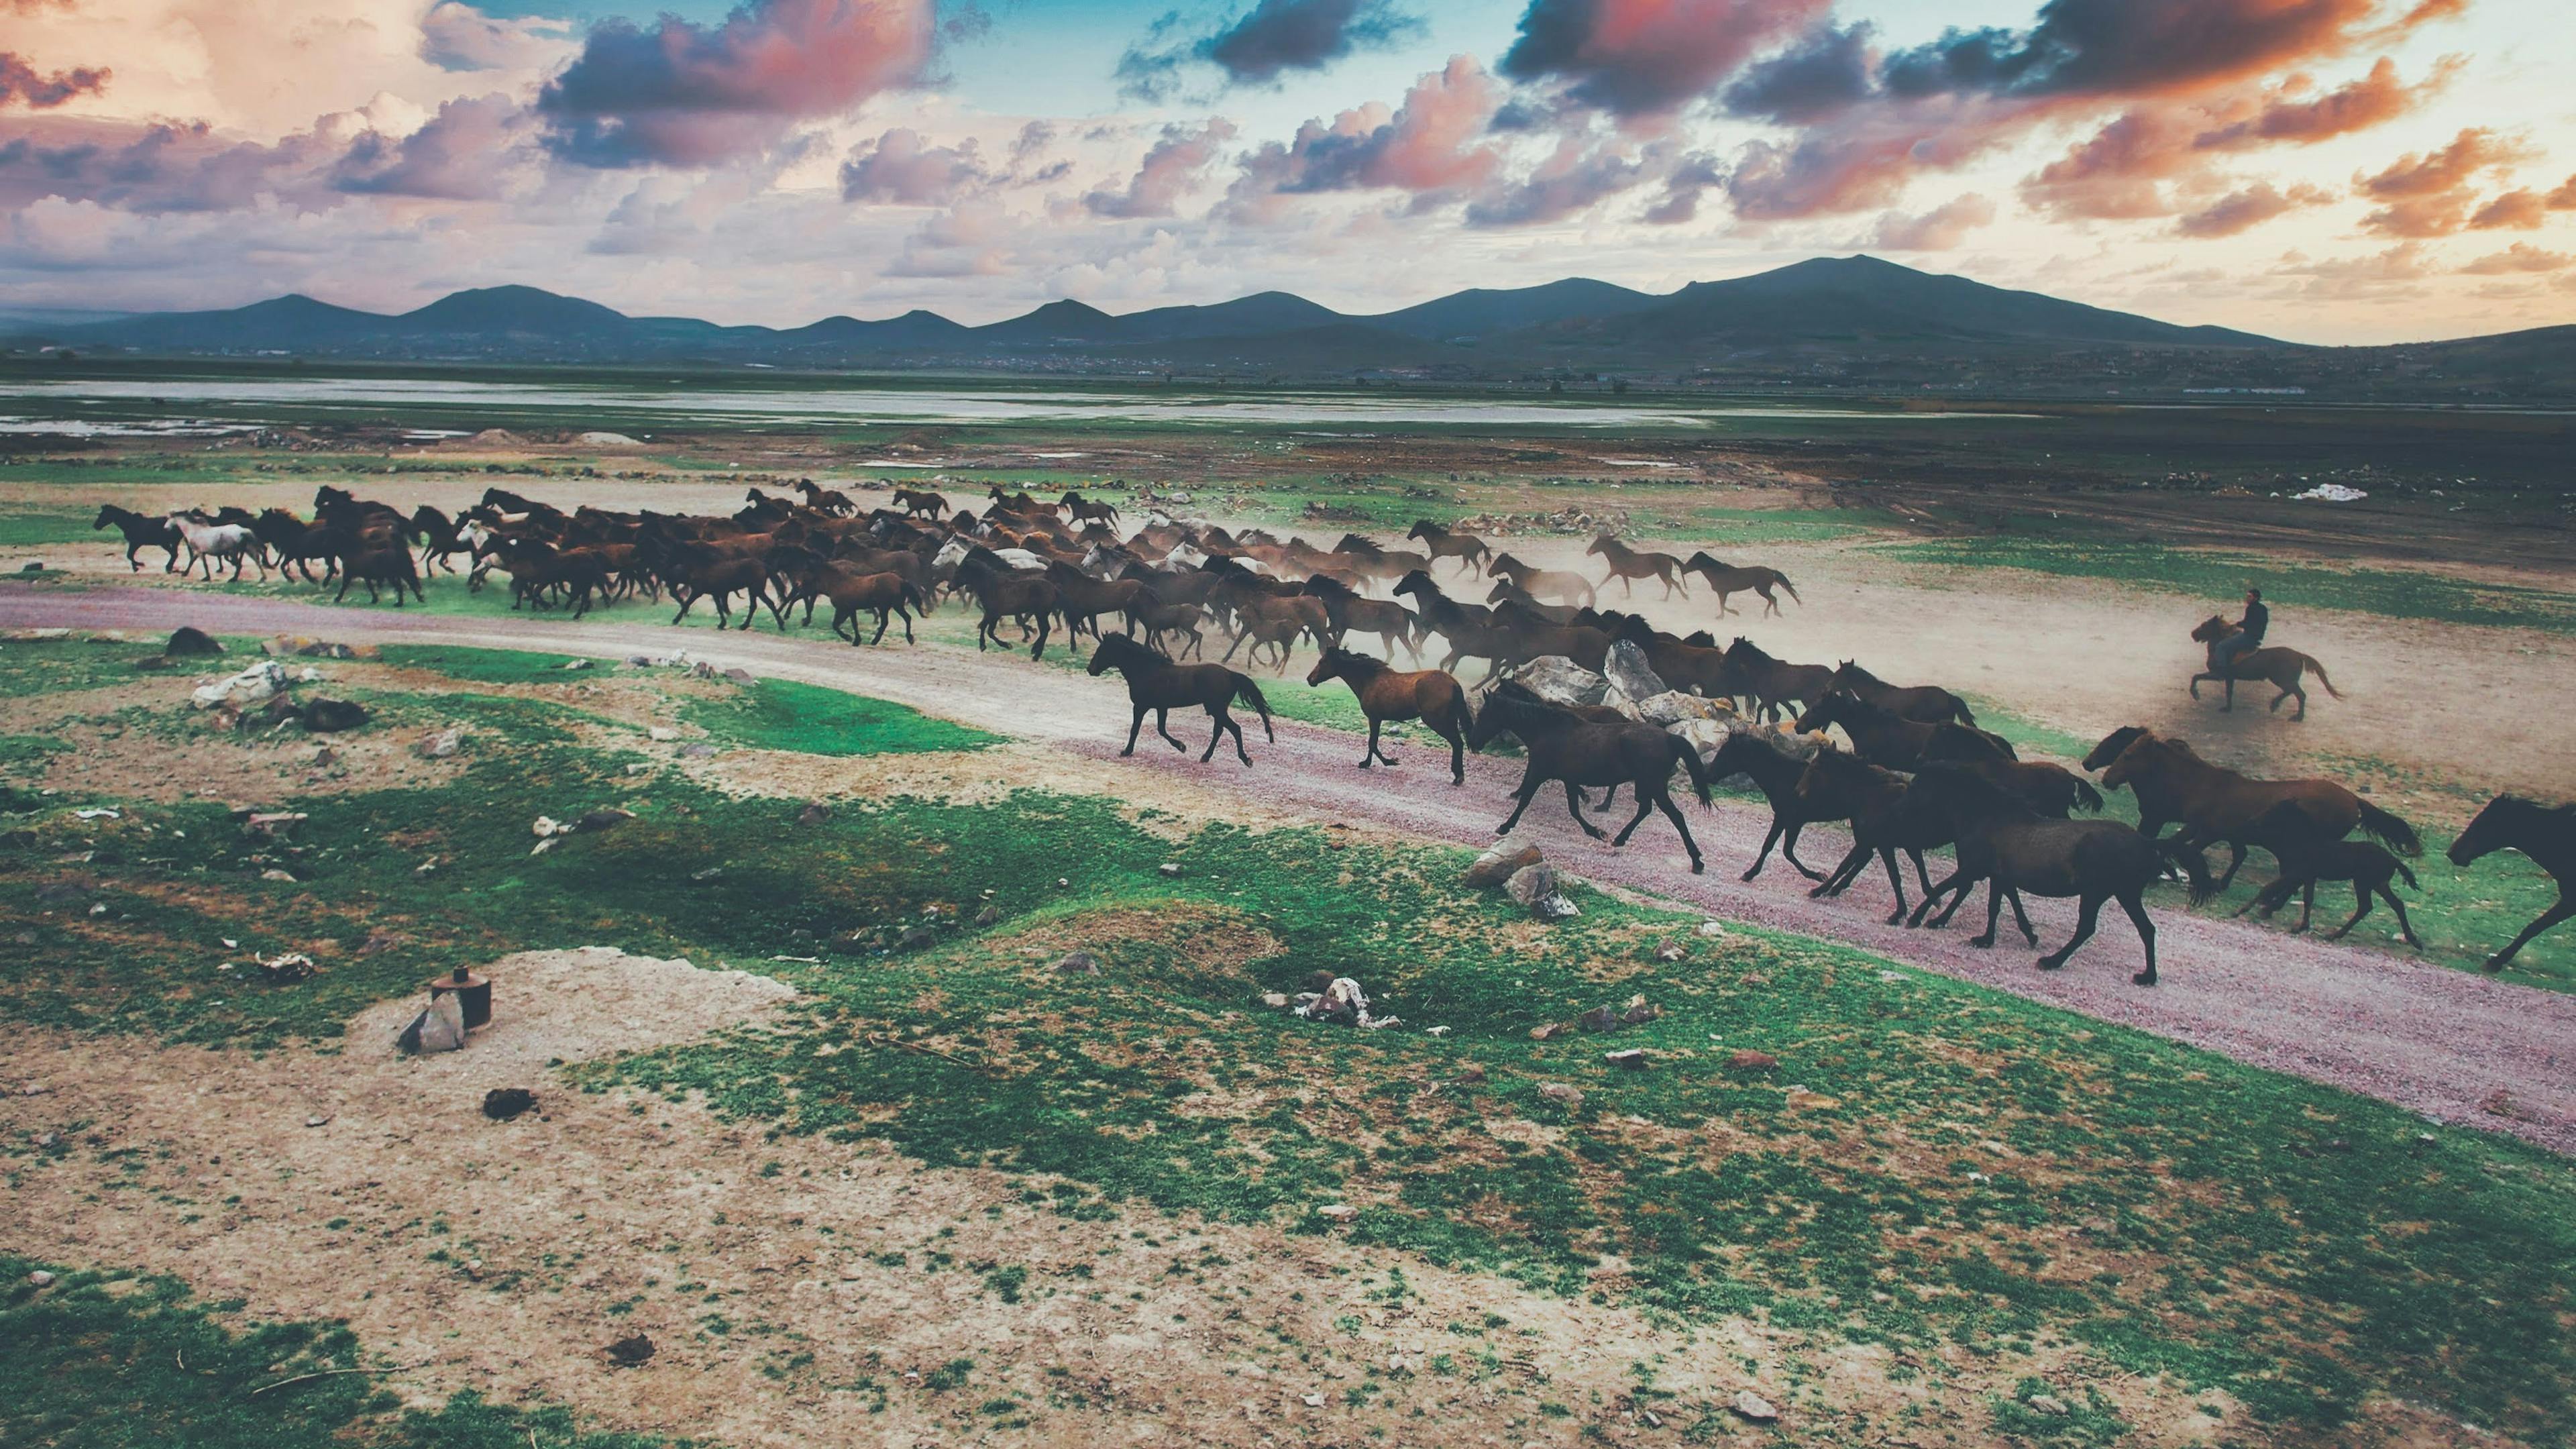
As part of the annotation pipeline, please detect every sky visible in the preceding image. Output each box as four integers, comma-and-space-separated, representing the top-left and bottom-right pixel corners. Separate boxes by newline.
1, 0, 2571, 343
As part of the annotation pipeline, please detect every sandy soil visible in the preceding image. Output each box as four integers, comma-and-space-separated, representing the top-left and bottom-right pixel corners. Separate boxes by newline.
5, 583, 2572, 1163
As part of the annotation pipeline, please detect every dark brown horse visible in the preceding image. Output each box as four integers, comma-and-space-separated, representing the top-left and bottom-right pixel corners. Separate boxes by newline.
1901, 765, 2215, 985
1468, 682, 1713, 871
1306, 649, 1473, 782
2449, 794, 2575, 970
1087, 634, 1275, 766
1794, 690, 2015, 770
2188, 615, 2341, 720
1722, 637, 1831, 722
1824, 661, 1975, 726
1407, 520, 1492, 576
2090, 729, 2418, 891
1795, 749, 1951, 922
2237, 802, 2421, 946
891, 486, 949, 519
92, 504, 180, 572
1060, 491, 1122, 529
1707, 730, 1844, 882
1683, 552, 1799, 617
1586, 536, 1688, 598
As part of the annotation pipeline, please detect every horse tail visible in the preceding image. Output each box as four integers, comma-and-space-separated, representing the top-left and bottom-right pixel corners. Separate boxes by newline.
2303, 655, 2343, 698
2073, 778, 2105, 813
901, 580, 927, 613
1234, 676, 1277, 741
2394, 859, 2420, 892
2157, 839, 2218, 906
1949, 695, 1978, 726
2357, 800, 2422, 857
1774, 574, 1801, 604
1672, 733, 1713, 806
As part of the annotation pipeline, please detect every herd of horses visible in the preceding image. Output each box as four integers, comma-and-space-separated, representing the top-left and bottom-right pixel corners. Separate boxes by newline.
89, 480, 2573, 983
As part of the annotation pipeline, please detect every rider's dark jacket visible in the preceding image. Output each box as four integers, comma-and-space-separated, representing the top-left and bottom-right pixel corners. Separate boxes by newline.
2237, 599, 2268, 644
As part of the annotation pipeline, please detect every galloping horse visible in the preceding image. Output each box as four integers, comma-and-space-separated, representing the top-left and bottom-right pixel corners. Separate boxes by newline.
2188, 616, 2340, 720
2449, 794, 2575, 970
1406, 520, 1493, 577
1305, 649, 1473, 783
1586, 536, 1689, 599
2088, 728, 2418, 891
1468, 682, 1714, 872
891, 486, 949, 519
1683, 553, 1800, 617
93, 505, 179, 572
166, 512, 266, 581
1088, 633, 1275, 766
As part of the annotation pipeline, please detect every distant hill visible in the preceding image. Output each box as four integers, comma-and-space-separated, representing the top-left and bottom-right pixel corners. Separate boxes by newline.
15, 256, 2571, 398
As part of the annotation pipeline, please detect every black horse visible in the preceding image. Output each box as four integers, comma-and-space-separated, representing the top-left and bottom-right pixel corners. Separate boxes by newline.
2450, 794, 2575, 971
1467, 681, 1713, 872
1087, 633, 1275, 766
93, 504, 179, 572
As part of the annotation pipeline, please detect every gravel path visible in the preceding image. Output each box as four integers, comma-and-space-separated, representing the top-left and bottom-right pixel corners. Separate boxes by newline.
11, 582, 2574, 1155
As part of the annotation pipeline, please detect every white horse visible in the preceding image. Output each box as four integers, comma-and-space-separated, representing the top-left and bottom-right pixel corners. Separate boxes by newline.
168, 512, 268, 581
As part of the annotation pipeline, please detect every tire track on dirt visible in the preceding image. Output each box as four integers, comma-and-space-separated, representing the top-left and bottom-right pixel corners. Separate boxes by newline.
9, 582, 2573, 1155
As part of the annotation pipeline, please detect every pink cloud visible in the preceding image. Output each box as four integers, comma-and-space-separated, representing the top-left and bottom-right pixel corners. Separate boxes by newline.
1499, 0, 1829, 119
1084, 119, 1238, 219
1867, 192, 1995, 250
2174, 180, 2331, 237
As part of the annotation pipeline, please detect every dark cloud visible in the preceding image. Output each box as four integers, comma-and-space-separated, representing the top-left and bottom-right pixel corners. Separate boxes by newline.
839, 127, 989, 204
1461, 137, 1647, 226
1641, 150, 1725, 223
1498, 0, 1828, 119
1083, 117, 1236, 218
1116, 0, 1422, 103
1721, 22, 1874, 124
537, 0, 934, 168
2173, 180, 2329, 237
0, 51, 108, 109
334, 95, 527, 201
1879, 0, 2387, 105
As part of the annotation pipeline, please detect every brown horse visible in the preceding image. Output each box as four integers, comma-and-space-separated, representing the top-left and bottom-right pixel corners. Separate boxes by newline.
1585, 535, 1688, 599
816, 569, 928, 645
1794, 690, 2015, 770
1305, 649, 1472, 782
1683, 552, 1800, 617
1902, 765, 2216, 985
1824, 661, 1975, 726
1794, 749, 1951, 922
1707, 730, 1845, 882
2237, 802, 2422, 946
2090, 729, 2419, 891
2449, 794, 2575, 970
2188, 616, 2341, 720
1468, 682, 1714, 871
891, 486, 949, 519
1487, 553, 1597, 608
1407, 520, 1492, 576
1722, 637, 1831, 722
1087, 633, 1275, 765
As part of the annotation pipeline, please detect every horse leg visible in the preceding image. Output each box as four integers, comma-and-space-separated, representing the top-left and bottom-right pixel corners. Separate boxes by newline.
1496, 764, 1544, 837
2489, 900, 2573, 970
1910, 848, 1936, 898
1970, 881, 2004, 947
1610, 790, 1656, 845
1878, 849, 1909, 924
2002, 888, 2038, 945
1743, 818, 1786, 881
1654, 786, 1705, 873
1442, 722, 1464, 784
1715, 589, 1737, 617
1811, 841, 1870, 899
1760, 587, 1780, 619
1779, 822, 1826, 881
2292, 881, 2317, 933
333, 572, 352, 602
2382, 886, 2422, 948
1224, 707, 1252, 767
2214, 841, 2247, 894
1122, 705, 1147, 756
2322, 883, 2373, 942
1155, 709, 1187, 753
2221, 677, 2235, 712
1359, 718, 1381, 769
2040, 894, 2107, 971
2290, 684, 2308, 722
1563, 782, 1607, 841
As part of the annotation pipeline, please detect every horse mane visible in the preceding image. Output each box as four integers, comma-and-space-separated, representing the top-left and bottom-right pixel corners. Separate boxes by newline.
1727, 637, 1772, 663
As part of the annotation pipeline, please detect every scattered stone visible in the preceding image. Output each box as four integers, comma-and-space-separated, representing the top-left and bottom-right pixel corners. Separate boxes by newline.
415, 728, 463, 759
606, 1333, 655, 1367
1654, 941, 1686, 962
311, 745, 339, 767
899, 925, 937, 949
2027, 1393, 2071, 1417
1157, 862, 1183, 878
1727, 1049, 1779, 1071
1636, 690, 1733, 727
530, 838, 557, 857
1665, 716, 1733, 765
19, 561, 40, 574
255, 952, 317, 985
1731, 1390, 1778, 1423
1511, 655, 1609, 709
570, 808, 633, 833
1464, 841, 1543, 888
796, 801, 832, 826
679, 744, 716, 759
165, 626, 224, 657
242, 810, 309, 838
1605, 1049, 1649, 1070
973, 904, 1001, 927
1503, 861, 1558, 906
1053, 951, 1102, 977
1696, 920, 1728, 938
1299, 1392, 1324, 1408
260, 868, 300, 883
1537, 1082, 1583, 1109
1316, 1203, 1359, 1224
1529, 1022, 1572, 1040
1260, 991, 1291, 1009
482, 1087, 538, 1122
1620, 994, 1660, 1026
561, 658, 592, 671
191, 660, 288, 711
1424, 1025, 1450, 1037
532, 816, 563, 839
27, 1270, 56, 1288
1601, 639, 1668, 702
1295, 975, 1379, 1026
304, 1114, 329, 1128
1578, 1006, 1621, 1033
299, 698, 370, 733
396, 993, 468, 1055
721, 667, 755, 685
692, 867, 723, 881
648, 727, 680, 743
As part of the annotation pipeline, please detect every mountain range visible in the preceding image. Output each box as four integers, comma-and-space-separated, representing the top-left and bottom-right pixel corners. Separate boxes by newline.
10, 256, 2570, 398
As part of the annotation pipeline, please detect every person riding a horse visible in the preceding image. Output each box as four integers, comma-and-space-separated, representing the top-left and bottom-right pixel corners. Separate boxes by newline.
2208, 587, 2267, 676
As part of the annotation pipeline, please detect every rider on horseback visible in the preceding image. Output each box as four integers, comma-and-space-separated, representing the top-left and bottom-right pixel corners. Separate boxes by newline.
2210, 588, 2267, 676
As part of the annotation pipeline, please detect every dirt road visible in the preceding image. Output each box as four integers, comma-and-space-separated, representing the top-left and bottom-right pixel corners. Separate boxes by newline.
9, 580, 2572, 1156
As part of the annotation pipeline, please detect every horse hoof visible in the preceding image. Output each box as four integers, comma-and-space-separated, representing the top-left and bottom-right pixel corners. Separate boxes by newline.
1689, 861, 1705, 874
1968, 936, 1994, 949
2037, 956, 2066, 971
2131, 971, 2156, 987
2485, 957, 2506, 973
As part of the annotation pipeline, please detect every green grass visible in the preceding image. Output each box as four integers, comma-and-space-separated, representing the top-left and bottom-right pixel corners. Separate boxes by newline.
0, 732, 72, 777
1886, 526, 2576, 633
374, 643, 612, 684
0, 1256, 679, 1448
0, 507, 99, 547
680, 677, 996, 755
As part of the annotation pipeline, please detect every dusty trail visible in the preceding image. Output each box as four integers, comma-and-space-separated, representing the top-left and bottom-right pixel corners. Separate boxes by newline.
8, 580, 2575, 1157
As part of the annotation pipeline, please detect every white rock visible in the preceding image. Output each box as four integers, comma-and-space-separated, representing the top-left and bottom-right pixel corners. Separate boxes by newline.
26, 1270, 56, 1287
1511, 655, 1609, 708
1637, 690, 1732, 727
648, 727, 680, 743
396, 993, 467, 1055
1316, 1203, 1358, 1223
532, 816, 561, 838
191, 660, 287, 710
1731, 1390, 1778, 1422
1602, 639, 1667, 702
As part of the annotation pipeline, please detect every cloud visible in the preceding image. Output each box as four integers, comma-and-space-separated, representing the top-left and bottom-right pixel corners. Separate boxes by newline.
2192, 55, 2449, 150
2269, 240, 2429, 301
537, 0, 935, 168
1721, 21, 1874, 124
887, 197, 1014, 276
1867, 192, 1994, 250
1498, 0, 1829, 119
2174, 180, 2330, 237
1641, 150, 1725, 223
1878, 0, 2396, 106
1117, 0, 1423, 101
420, 2, 573, 74
2553, 174, 2576, 210
333, 94, 528, 201
0, 51, 109, 109
1227, 55, 1500, 215
2458, 242, 2571, 275
2355, 127, 2539, 236
1083, 118, 1236, 219
2467, 188, 2544, 231
840, 127, 989, 203
1462, 135, 1649, 227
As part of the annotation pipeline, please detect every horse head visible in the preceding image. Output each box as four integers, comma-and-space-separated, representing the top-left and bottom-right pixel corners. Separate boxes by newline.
2081, 725, 2153, 772
1405, 521, 1434, 542
1585, 536, 1608, 556
2449, 795, 2555, 867
2190, 614, 2231, 643
1392, 569, 1437, 601
2096, 733, 2175, 791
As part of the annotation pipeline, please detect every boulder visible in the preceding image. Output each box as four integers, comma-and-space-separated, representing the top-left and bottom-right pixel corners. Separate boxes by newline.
1053, 951, 1102, 977
191, 660, 288, 711
1464, 842, 1542, 888
1665, 717, 1733, 767
1605, 1049, 1649, 1070
165, 627, 224, 657
1602, 640, 1667, 702
1620, 995, 1660, 1026
1537, 1082, 1583, 1109
482, 1087, 537, 1121
297, 641, 357, 659
415, 728, 463, 759
1597, 685, 1645, 722
1511, 655, 1609, 708
1727, 1049, 1779, 1071
1316, 1203, 1359, 1224
1731, 1391, 1778, 1423
299, 698, 371, 733
1503, 861, 1559, 908
1744, 722, 1829, 762
1636, 690, 1733, 727
396, 993, 468, 1055
1297, 976, 1370, 1025
1578, 1006, 1621, 1033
